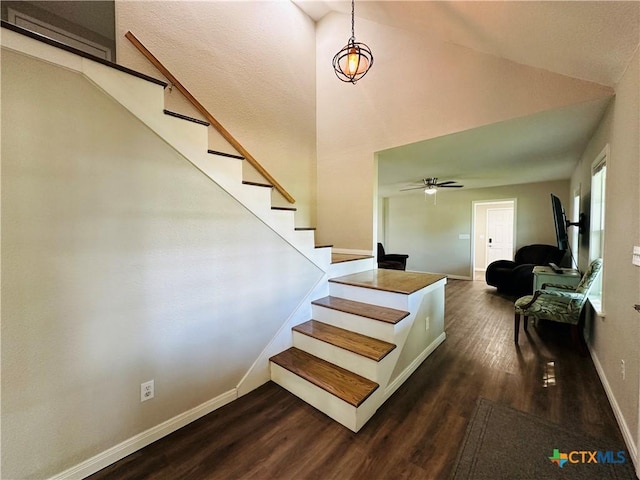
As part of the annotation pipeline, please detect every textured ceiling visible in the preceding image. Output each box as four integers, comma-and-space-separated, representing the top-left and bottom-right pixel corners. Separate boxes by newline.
377, 97, 612, 196
294, 1, 639, 195
295, 1, 640, 86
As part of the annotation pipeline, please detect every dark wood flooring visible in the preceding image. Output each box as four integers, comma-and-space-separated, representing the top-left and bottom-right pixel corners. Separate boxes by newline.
89, 279, 626, 479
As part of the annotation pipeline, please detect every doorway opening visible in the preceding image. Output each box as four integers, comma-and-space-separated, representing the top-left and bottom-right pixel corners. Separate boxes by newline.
472, 200, 516, 281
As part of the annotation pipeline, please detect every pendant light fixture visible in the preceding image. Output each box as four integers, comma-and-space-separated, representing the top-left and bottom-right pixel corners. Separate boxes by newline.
332, 0, 373, 84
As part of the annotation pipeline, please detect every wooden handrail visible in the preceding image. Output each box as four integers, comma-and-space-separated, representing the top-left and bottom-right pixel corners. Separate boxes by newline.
125, 31, 295, 204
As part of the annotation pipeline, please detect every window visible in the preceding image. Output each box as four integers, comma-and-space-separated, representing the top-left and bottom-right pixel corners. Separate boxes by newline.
588, 145, 607, 313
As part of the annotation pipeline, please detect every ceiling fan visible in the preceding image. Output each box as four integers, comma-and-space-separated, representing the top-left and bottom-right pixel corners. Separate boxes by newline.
401, 178, 464, 195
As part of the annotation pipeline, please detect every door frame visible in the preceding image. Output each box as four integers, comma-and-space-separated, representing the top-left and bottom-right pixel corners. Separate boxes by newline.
472, 199, 517, 275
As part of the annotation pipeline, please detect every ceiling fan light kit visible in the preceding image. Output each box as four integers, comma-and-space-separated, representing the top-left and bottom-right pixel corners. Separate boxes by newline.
400, 177, 465, 195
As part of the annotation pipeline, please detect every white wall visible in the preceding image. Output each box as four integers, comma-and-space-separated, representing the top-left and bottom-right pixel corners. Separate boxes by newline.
115, 1, 317, 226
570, 47, 640, 465
382, 180, 569, 277
0, 50, 322, 479
315, 12, 613, 251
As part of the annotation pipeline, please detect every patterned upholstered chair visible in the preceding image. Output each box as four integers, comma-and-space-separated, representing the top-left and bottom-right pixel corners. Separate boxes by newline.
513, 258, 602, 344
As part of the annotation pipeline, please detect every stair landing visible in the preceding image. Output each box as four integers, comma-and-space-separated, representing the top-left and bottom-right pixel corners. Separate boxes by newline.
330, 269, 446, 295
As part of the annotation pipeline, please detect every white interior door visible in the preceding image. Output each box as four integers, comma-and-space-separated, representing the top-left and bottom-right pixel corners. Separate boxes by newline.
486, 207, 514, 264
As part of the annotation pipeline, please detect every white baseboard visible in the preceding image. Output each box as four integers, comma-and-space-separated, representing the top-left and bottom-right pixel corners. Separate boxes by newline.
384, 332, 446, 399
404, 270, 471, 281
447, 274, 473, 280
50, 389, 237, 480
589, 347, 638, 474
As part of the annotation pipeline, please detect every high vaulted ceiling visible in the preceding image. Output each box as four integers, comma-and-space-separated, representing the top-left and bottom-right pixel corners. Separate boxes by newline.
295, 1, 639, 87
294, 1, 640, 195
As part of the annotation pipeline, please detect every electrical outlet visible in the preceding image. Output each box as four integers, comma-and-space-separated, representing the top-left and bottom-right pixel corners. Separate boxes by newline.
141, 380, 154, 402
425, 316, 430, 332
620, 360, 625, 380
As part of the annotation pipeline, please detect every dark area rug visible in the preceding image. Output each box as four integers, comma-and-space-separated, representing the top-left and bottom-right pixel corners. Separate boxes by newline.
451, 398, 637, 480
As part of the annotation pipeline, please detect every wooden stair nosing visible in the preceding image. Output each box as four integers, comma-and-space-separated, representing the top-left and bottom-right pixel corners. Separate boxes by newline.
163, 109, 210, 126
271, 206, 297, 212
242, 180, 273, 188
293, 320, 396, 362
270, 347, 378, 408
330, 254, 374, 265
312, 296, 409, 325
208, 149, 245, 160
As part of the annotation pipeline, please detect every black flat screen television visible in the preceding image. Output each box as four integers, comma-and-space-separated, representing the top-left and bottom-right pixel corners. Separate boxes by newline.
551, 194, 569, 252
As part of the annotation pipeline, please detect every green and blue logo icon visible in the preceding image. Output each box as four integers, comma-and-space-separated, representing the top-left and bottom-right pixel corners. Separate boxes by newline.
549, 448, 626, 468
549, 449, 568, 468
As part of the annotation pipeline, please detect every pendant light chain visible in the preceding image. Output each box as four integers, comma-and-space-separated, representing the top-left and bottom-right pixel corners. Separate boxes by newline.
350, 0, 355, 42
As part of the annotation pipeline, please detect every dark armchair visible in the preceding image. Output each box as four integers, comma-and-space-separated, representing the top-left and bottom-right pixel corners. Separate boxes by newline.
377, 243, 409, 270
485, 244, 564, 296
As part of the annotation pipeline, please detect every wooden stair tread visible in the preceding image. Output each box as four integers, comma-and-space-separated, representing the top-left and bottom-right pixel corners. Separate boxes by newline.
163, 109, 210, 126
271, 206, 297, 212
312, 296, 409, 324
329, 269, 447, 295
293, 320, 395, 361
242, 180, 272, 188
208, 149, 244, 160
270, 348, 378, 407
331, 253, 373, 264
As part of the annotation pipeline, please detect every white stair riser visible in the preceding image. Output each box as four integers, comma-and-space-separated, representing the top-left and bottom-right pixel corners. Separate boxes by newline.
293, 230, 316, 246
270, 363, 362, 432
328, 258, 375, 278
269, 210, 295, 232
311, 248, 332, 271
328, 282, 409, 310
235, 185, 273, 216
160, 114, 210, 153
292, 331, 384, 382
310, 306, 399, 343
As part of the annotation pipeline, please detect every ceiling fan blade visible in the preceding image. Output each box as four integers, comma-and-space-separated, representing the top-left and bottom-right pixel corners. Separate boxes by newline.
436, 180, 457, 186
400, 186, 428, 191
440, 184, 463, 188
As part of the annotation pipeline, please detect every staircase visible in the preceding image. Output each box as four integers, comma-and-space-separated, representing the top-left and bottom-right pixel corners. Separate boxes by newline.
270, 266, 447, 432
2, 25, 448, 434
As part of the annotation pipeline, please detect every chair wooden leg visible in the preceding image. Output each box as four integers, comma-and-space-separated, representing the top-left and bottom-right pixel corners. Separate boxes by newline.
523, 316, 528, 332
514, 313, 520, 344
